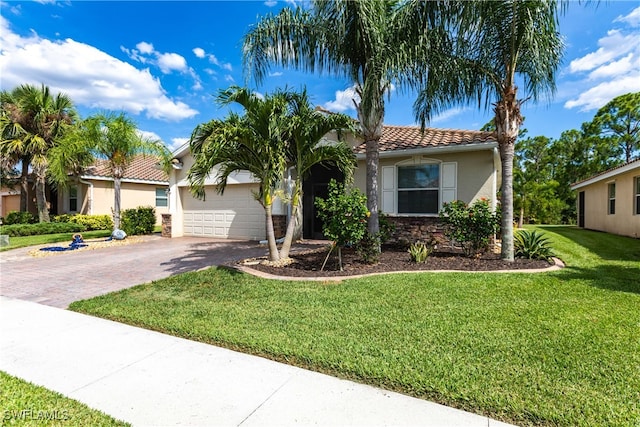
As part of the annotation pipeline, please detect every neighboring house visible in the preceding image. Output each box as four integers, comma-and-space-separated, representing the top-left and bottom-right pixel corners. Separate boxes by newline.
167, 125, 500, 241
571, 159, 640, 239
1, 186, 21, 218
57, 155, 169, 225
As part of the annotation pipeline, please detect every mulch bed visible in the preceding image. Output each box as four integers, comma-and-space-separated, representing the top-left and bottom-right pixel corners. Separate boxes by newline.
240, 245, 553, 278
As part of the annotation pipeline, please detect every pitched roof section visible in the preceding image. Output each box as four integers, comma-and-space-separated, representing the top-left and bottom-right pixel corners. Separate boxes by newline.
353, 125, 497, 154
83, 155, 168, 183
571, 158, 640, 190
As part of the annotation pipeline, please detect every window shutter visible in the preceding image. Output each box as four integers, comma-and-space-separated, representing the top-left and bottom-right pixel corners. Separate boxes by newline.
381, 166, 395, 213
441, 162, 457, 204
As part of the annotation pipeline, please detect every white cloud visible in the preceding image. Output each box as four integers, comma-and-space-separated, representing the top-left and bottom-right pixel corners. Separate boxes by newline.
170, 137, 189, 151
192, 47, 205, 58
431, 107, 470, 125
208, 53, 233, 72
0, 17, 198, 121
268, 71, 283, 77
615, 6, 640, 27
323, 86, 359, 112
565, 8, 640, 112
136, 41, 154, 55
224, 74, 235, 82
157, 52, 187, 73
264, 0, 277, 6
138, 129, 162, 142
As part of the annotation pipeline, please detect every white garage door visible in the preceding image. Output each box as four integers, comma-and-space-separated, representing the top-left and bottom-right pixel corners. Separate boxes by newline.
181, 184, 265, 240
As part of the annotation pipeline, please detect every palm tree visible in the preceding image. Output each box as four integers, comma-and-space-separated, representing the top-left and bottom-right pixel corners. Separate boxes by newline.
79, 112, 168, 230
279, 89, 356, 259
243, 0, 453, 253
188, 87, 291, 261
410, 0, 565, 261
0, 84, 76, 221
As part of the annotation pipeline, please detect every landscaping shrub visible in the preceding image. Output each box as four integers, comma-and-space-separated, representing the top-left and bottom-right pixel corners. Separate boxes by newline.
121, 206, 156, 235
439, 199, 499, 257
3, 211, 36, 225
53, 214, 113, 231
0, 222, 85, 237
408, 236, 438, 263
315, 180, 368, 270
515, 229, 554, 261
378, 211, 395, 245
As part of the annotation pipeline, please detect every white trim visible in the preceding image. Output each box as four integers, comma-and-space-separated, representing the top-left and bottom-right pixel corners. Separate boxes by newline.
571, 160, 640, 190
355, 141, 498, 160
80, 175, 168, 186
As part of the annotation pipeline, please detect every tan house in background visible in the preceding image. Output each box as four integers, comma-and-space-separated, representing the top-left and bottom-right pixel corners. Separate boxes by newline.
57, 155, 169, 225
571, 159, 640, 239
167, 125, 501, 241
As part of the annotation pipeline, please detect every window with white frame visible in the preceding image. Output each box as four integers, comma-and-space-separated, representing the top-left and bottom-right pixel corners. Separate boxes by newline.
381, 159, 457, 215
635, 177, 640, 215
156, 188, 168, 207
69, 185, 78, 212
608, 182, 616, 215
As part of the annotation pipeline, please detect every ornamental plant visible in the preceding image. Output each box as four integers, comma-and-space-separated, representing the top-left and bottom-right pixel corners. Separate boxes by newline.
514, 229, 554, 262
439, 199, 499, 257
315, 179, 368, 271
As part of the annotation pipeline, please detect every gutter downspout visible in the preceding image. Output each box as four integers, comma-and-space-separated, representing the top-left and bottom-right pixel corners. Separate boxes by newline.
79, 178, 93, 215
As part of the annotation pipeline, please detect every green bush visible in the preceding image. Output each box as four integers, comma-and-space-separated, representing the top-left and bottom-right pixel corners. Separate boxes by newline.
3, 211, 36, 225
121, 206, 156, 235
515, 229, 554, 262
378, 211, 396, 245
0, 222, 85, 237
53, 214, 113, 231
408, 236, 437, 263
440, 199, 499, 257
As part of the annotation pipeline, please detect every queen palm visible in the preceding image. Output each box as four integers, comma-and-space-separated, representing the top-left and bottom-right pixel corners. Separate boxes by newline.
243, 0, 453, 252
279, 89, 356, 259
0, 84, 76, 221
410, 0, 565, 261
188, 87, 291, 261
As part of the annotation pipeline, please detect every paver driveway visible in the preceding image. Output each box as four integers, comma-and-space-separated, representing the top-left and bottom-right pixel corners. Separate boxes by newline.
0, 236, 292, 308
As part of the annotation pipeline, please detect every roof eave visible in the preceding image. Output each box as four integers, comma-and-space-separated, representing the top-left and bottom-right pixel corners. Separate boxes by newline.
80, 175, 169, 185
354, 141, 498, 160
570, 160, 640, 190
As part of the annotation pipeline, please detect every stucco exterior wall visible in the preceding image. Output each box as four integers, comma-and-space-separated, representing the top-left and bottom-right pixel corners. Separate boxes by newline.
578, 168, 640, 238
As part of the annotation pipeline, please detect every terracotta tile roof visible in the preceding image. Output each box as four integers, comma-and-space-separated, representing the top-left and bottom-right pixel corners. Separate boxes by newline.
83, 155, 168, 183
353, 125, 497, 154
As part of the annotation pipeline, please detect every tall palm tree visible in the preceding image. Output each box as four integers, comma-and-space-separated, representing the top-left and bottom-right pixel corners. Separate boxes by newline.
410, 0, 565, 261
80, 112, 168, 230
0, 84, 76, 221
243, 0, 453, 252
188, 87, 291, 261
0, 92, 30, 212
279, 89, 356, 259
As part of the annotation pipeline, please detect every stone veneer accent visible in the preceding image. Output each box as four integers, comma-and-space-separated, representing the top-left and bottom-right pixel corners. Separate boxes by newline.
384, 216, 447, 247
161, 214, 172, 238
272, 214, 287, 239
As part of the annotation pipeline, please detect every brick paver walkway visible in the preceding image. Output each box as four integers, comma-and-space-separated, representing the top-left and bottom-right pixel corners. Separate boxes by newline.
0, 236, 279, 308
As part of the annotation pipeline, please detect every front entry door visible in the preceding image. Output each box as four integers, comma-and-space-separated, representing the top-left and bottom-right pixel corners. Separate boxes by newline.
578, 191, 585, 228
302, 164, 344, 239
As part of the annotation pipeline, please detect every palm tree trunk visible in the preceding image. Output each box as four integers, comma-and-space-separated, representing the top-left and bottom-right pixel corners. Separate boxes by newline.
34, 165, 49, 222
279, 181, 300, 259
264, 202, 280, 262
113, 175, 122, 230
19, 157, 29, 213
495, 86, 522, 262
365, 137, 380, 238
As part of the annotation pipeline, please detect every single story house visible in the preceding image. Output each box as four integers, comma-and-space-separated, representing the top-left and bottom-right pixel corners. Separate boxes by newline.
57, 155, 169, 225
570, 159, 640, 239
167, 125, 500, 242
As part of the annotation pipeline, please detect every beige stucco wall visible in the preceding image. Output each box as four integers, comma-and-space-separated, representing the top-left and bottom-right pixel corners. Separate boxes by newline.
578, 168, 640, 238
1, 189, 20, 218
352, 149, 498, 215
57, 180, 168, 225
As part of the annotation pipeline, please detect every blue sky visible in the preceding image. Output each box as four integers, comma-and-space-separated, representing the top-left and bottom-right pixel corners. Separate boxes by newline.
1, 1, 639, 152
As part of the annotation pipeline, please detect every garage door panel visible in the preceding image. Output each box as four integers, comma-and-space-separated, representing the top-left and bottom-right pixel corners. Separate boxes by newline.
181, 184, 265, 240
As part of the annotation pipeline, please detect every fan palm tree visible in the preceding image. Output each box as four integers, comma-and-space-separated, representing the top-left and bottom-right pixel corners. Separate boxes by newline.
243, 0, 453, 253
410, 0, 565, 261
0, 84, 77, 221
188, 87, 291, 261
279, 89, 356, 259
79, 112, 168, 230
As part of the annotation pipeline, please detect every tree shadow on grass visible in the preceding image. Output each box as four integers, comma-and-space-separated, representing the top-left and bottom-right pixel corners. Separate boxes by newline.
554, 264, 640, 295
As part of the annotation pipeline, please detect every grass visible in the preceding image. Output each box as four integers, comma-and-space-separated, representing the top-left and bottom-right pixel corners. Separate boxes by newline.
0, 230, 112, 252
69, 226, 640, 426
0, 371, 129, 426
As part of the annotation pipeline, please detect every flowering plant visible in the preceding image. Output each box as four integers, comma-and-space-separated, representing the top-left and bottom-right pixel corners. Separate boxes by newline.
439, 199, 499, 257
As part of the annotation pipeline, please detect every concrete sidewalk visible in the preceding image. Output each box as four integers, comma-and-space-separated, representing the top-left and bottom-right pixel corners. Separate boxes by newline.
1, 297, 515, 427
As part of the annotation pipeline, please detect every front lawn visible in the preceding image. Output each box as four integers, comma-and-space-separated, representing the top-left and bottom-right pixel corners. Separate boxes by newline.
0, 230, 112, 252
0, 371, 129, 426
70, 226, 640, 426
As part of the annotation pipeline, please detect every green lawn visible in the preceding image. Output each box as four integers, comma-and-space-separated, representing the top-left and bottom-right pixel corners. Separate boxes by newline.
0, 230, 112, 252
0, 371, 129, 426
70, 226, 640, 426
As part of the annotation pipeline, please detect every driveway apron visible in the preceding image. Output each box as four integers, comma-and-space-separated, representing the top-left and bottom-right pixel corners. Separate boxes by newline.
0, 236, 271, 308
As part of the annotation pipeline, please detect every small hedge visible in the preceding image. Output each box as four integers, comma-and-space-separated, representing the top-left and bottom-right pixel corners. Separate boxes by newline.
54, 214, 113, 231
3, 211, 36, 225
0, 222, 86, 237
121, 206, 156, 236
